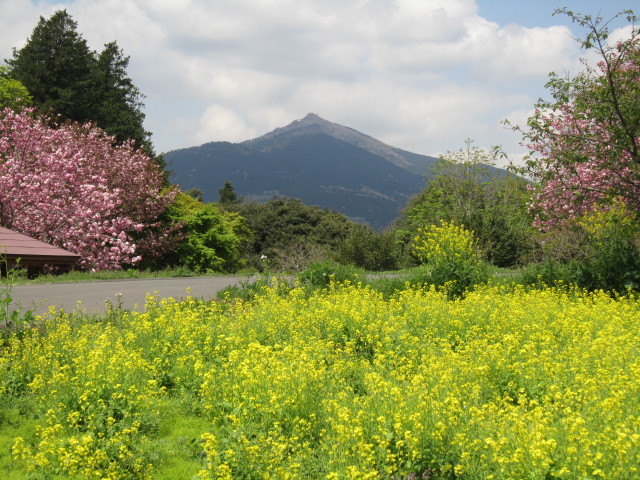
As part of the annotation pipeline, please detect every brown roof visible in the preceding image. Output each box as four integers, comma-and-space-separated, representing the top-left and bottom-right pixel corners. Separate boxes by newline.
0, 227, 80, 266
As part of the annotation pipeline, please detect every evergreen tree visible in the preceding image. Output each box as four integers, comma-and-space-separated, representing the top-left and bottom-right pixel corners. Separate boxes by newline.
6, 10, 150, 151
218, 180, 240, 205
6, 10, 95, 123
93, 41, 150, 149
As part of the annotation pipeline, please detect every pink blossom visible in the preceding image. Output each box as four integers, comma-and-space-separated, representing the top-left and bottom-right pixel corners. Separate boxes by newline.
0, 108, 177, 270
526, 38, 640, 229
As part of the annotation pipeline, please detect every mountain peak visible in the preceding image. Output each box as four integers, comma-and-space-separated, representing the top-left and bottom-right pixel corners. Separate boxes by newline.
301, 112, 323, 123
241, 113, 332, 150
243, 113, 418, 169
284, 112, 333, 131
298, 113, 337, 128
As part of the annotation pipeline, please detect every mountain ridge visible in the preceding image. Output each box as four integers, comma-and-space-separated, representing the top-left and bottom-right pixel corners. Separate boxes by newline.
166, 114, 441, 228
241, 113, 435, 175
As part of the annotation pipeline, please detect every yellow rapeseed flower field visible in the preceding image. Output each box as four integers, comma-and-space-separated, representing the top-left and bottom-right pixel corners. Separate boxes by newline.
1, 282, 639, 479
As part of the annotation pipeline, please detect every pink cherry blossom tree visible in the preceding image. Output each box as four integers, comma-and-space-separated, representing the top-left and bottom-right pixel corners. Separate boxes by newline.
0, 107, 177, 270
517, 9, 639, 229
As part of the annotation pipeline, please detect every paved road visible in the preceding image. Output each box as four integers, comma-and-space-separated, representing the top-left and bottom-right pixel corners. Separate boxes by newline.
7, 276, 252, 316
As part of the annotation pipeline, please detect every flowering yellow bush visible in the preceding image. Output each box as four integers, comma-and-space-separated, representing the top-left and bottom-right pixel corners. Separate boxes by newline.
412, 220, 489, 296
577, 198, 636, 236
1, 284, 639, 479
412, 220, 478, 264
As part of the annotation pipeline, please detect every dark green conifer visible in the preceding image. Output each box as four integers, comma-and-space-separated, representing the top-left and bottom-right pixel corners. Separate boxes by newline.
6, 10, 151, 151
6, 10, 95, 123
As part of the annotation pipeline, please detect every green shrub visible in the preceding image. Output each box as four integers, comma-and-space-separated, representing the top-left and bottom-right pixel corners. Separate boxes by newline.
574, 203, 640, 292
160, 193, 250, 273
516, 260, 582, 289
337, 225, 398, 271
227, 198, 357, 263
395, 144, 535, 268
297, 261, 364, 288
529, 201, 640, 293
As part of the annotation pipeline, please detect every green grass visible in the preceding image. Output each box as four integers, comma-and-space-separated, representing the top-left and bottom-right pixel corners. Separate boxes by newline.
148, 398, 213, 480
9, 267, 208, 285
6, 263, 524, 295
0, 396, 213, 479
0, 399, 41, 480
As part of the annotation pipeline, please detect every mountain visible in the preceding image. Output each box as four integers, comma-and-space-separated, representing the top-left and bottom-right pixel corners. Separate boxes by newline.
166, 113, 440, 228
242, 113, 437, 176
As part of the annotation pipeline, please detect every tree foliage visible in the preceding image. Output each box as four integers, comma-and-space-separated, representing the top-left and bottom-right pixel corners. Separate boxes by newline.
518, 9, 640, 229
92, 42, 149, 149
0, 108, 176, 270
160, 193, 249, 273
396, 141, 534, 267
226, 197, 357, 269
6, 11, 94, 121
218, 180, 240, 205
0, 67, 32, 110
337, 224, 398, 271
5, 10, 150, 150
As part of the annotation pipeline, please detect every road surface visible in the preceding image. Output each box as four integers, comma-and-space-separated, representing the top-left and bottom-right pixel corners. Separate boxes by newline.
7, 276, 252, 316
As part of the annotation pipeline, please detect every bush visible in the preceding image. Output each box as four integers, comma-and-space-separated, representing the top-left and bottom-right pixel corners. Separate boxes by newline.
575, 202, 640, 292
394, 144, 535, 268
411, 220, 490, 297
227, 198, 357, 262
528, 201, 640, 293
297, 261, 364, 288
158, 193, 249, 273
516, 260, 582, 289
270, 240, 331, 273
337, 225, 398, 271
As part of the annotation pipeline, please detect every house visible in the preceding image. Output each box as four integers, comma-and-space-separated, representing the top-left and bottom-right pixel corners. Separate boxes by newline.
0, 227, 80, 278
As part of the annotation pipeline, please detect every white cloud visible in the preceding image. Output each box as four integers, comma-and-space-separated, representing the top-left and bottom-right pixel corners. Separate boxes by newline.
0, 1, 48, 54
465, 24, 578, 78
194, 104, 256, 144
2, 0, 633, 160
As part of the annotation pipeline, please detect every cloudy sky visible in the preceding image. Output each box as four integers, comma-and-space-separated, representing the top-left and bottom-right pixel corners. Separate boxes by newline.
1, 0, 636, 165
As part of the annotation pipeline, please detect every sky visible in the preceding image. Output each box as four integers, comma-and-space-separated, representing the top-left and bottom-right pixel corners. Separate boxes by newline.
1, 0, 637, 166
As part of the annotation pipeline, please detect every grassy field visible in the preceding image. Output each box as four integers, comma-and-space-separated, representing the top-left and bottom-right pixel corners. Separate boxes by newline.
1, 280, 638, 479
8, 267, 206, 285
